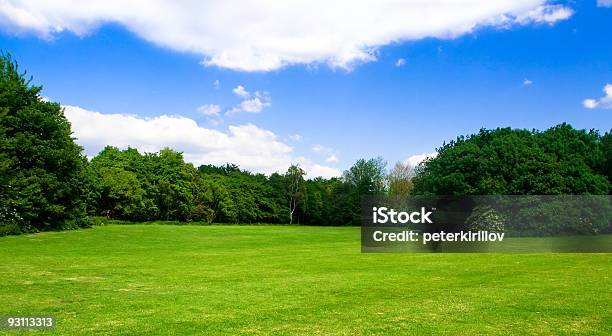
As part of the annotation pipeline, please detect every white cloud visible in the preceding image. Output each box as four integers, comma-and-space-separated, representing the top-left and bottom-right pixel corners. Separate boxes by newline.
582, 99, 599, 109
232, 85, 250, 99
597, 0, 612, 8
197, 104, 221, 117
604, 84, 612, 98
312, 144, 339, 164
239, 97, 268, 113
523, 79, 533, 86
404, 152, 438, 168
213, 79, 220, 90
227, 97, 269, 114
294, 157, 341, 179
63, 105, 337, 177
306, 164, 341, 179
395, 58, 406, 67
289, 134, 303, 142
0, 1, 574, 71
228, 97, 271, 114
583, 84, 612, 109
513, 4, 573, 24
227, 87, 271, 114
197, 104, 223, 125
325, 154, 339, 163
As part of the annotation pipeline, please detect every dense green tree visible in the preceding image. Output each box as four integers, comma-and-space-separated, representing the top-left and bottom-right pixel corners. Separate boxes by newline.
195, 165, 288, 223
412, 124, 610, 195
301, 177, 355, 226
343, 157, 387, 194
0, 53, 90, 234
89, 147, 204, 221
150, 148, 196, 220
89, 146, 157, 220
601, 131, 612, 182
337, 157, 388, 225
325, 178, 359, 226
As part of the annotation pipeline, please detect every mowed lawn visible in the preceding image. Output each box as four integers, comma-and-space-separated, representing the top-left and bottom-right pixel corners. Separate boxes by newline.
0, 225, 611, 335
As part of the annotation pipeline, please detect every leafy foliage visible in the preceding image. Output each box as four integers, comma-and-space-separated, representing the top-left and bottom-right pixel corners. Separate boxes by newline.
413, 124, 611, 195
388, 162, 414, 195
464, 205, 505, 233
0, 53, 91, 234
285, 165, 305, 224
87, 150, 384, 226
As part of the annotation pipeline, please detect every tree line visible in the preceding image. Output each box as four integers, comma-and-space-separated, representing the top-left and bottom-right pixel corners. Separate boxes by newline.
87, 147, 384, 226
1, 53, 610, 235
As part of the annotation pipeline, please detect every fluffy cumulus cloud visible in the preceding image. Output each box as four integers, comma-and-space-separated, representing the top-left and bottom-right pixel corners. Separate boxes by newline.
404, 152, 438, 168
523, 79, 533, 86
305, 164, 342, 179
583, 99, 599, 109
197, 104, 221, 117
294, 157, 342, 179
232, 96, 270, 114
64, 105, 340, 178
232, 85, 250, 99
197, 104, 223, 125
228, 86, 271, 114
583, 84, 612, 109
0, 0, 573, 71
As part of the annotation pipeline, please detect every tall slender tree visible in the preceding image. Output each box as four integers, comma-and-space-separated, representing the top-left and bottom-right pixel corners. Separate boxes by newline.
285, 164, 305, 224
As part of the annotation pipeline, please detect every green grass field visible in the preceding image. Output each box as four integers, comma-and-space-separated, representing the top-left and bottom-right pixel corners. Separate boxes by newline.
1, 224, 611, 335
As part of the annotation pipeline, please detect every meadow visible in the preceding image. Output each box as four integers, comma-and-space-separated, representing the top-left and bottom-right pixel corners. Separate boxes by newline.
0, 224, 611, 335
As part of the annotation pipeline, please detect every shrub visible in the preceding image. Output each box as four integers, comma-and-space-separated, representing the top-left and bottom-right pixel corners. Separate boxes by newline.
464, 205, 505, 233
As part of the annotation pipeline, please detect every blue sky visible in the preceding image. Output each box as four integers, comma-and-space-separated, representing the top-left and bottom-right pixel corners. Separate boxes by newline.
0, 0, 610, 177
